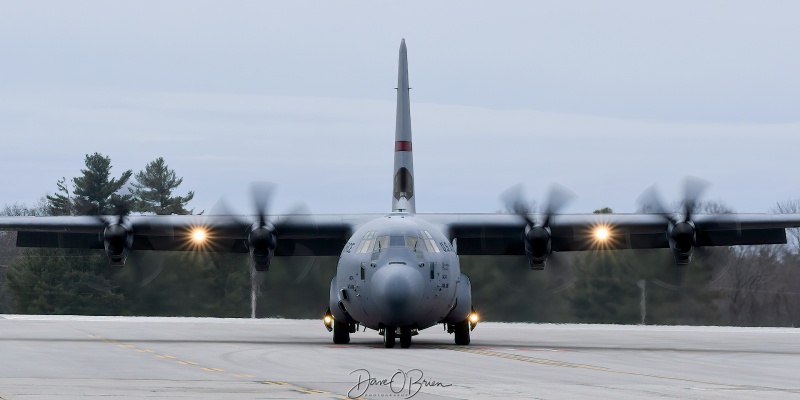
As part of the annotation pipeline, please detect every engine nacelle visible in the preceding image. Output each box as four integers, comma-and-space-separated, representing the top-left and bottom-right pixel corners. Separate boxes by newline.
248, 225, 277, 271
668, 221, 696, 265
103, 223, 133, 267
524, 225, 551, 270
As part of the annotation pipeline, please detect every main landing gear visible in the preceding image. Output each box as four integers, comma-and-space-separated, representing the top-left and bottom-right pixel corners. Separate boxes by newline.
447, 308, 479, 346
324, 308, 355, 345
453, 320, 470, 345
333, 320, 351, 344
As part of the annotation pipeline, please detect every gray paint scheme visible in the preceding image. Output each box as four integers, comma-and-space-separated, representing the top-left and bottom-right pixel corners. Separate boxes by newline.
392, 39, 415, 213
2, 40, 800, 346
333, 214, 461, 332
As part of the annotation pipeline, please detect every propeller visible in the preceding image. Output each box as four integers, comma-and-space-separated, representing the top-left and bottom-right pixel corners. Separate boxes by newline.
247, 183, 278, 271
637, 176, 710, 266
209, 183, 318, 318
502, 183, 575, 227
96, 213, 167, 287
99, 214, 131, 265
635, 176, 735, 290
251, 182, 275, 230
208, 182, 278, 271
501, 183, 575, 270
270, 201, 318, 281
638, 176, 709, 225
209, 182, 317, 273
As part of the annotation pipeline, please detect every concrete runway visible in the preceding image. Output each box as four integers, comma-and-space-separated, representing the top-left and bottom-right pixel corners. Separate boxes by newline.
1, 316, 799, 399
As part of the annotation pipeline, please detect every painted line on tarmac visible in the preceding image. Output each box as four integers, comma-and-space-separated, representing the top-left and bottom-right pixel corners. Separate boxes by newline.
85, 334, 341, 397
435, 345, 744, 388
261, 382, 331, 395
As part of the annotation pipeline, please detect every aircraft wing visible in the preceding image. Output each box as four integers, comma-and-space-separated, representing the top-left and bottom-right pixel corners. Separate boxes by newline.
423, 213, 800, 255
0, 214, 373, 257
3, 212, 800, 258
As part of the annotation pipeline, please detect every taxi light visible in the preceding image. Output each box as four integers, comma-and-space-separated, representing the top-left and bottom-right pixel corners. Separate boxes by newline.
468, 309, 479, 331
323, 309, 334, 332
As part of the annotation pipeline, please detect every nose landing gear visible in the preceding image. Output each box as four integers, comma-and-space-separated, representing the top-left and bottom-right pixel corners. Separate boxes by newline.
383, 327, 396, 348
382, 326, 414, 348
400, 327, 412, 348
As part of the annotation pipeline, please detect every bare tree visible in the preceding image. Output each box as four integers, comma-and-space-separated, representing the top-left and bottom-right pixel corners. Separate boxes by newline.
772, 198, 800, 254
716, 246, 791, 326
698, 200, 735, 214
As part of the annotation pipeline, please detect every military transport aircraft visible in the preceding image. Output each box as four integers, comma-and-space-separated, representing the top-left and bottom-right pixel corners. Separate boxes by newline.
2, 39, 800, 348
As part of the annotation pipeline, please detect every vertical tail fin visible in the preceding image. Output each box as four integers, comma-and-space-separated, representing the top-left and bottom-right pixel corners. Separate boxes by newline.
392, 39, 415, 213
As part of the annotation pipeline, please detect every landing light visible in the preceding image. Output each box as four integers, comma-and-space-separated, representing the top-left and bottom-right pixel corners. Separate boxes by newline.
595, 227, 609, 241
192, 228, 207, 243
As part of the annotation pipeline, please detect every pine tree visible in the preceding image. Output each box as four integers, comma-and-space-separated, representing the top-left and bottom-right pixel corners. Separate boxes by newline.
5, 154, 134, 314
131, 157, 194, 215
72, 153, 133, 215
6, 248, 125, 315
45, 177, 73, 216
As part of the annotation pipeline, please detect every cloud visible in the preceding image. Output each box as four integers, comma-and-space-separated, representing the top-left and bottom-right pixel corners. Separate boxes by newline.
1, 86, 798, 215
1, 2, 798, 214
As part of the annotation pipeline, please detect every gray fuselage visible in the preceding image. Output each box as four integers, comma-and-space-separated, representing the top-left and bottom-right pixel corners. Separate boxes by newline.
332, 213, 461, 331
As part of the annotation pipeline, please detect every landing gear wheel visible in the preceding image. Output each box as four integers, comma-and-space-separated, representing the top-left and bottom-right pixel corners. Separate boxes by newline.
383, 327, 396, 348
454, 320, 470, 345
400, 327, 412, 348
333, 320, 350, 344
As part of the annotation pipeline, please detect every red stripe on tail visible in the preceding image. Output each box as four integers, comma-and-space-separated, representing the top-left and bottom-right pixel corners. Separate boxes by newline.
395, 141, 412, 152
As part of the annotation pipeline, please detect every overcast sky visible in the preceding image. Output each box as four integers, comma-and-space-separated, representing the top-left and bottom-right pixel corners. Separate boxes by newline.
1, 1, 799, 215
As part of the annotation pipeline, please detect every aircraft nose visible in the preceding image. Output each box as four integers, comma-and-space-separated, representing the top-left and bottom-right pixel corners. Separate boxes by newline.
371, 263, 425, 327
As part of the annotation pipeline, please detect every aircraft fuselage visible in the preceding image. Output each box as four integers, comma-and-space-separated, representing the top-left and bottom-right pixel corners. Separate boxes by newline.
332, 214, 463, 331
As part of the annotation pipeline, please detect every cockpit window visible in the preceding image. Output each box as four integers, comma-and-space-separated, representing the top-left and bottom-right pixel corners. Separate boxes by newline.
354, 231, 442, 253
389, 235, 405, 247
354, 231, 376, 253
356, 239, 374, 253
375, 236, 390, 251
406, 236, 418, 250
418, 230, 441, 252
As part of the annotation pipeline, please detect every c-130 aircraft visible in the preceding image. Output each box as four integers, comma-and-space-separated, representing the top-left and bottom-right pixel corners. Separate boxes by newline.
3, 39, 800, 349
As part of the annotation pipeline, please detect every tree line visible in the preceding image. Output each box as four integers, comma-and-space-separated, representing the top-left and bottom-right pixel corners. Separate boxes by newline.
45, 153, 195, 216
1, 154, 800, 327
